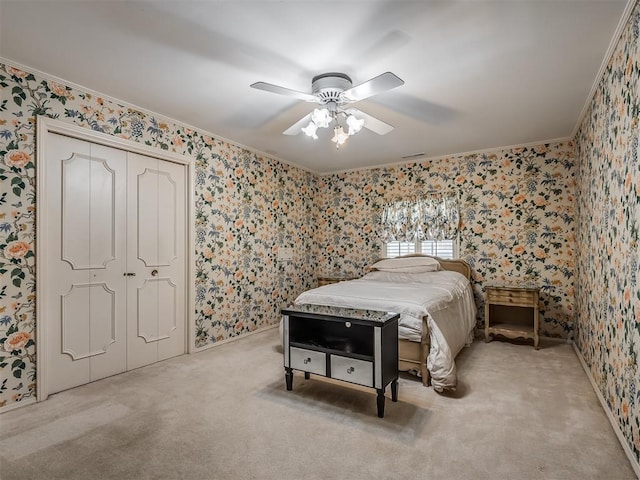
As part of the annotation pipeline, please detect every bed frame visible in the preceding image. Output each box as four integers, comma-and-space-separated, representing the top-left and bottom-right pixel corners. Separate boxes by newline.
374, 254, 472, 387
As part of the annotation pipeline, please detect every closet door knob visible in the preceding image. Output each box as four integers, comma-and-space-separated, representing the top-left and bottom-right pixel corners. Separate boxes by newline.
151, 269, 158, 276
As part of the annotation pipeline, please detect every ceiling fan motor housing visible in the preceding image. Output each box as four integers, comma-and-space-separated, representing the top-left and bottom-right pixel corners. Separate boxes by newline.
311, 73, 353, 104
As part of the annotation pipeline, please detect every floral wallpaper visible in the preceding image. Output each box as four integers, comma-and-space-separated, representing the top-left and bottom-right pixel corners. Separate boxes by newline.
0, 62, 318, 410
316, 142, 577, 339
0, 4, 638, 464
574, 0, 640, 464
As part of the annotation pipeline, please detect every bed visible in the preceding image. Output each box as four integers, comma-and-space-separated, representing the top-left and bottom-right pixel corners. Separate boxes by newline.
291, 254, 477, 391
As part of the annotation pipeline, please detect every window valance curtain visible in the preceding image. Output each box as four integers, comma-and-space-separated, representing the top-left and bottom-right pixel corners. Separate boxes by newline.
380, 193, 459, 242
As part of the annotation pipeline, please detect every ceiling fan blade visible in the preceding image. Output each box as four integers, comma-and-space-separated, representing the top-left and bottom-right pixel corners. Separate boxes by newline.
251, 82, 319, 103
344, 108, 394, 135
283, 112, 313, 135
343, 72, 404, 102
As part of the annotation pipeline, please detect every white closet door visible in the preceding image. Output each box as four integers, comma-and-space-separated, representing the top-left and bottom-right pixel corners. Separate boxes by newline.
126, 152, 186, 370
46, 133, 128, 394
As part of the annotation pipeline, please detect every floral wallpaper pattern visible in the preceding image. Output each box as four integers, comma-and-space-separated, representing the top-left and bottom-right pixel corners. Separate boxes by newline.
316, 142, 577, 339
0, 4, 638, 464
0, 63, 318, 409
574, 0, 640, 464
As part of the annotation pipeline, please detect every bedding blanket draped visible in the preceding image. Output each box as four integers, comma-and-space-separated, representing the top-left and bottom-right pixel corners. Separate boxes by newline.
293, 270, 477, 391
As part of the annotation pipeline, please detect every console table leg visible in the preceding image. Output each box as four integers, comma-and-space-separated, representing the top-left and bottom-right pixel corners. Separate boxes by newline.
285, 368, 293, 391
376, 389, 385, 418
391, 379, 398, 402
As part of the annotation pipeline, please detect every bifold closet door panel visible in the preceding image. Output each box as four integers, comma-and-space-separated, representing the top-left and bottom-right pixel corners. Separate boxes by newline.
45, 133, 128, 394
126, 152, 186, 370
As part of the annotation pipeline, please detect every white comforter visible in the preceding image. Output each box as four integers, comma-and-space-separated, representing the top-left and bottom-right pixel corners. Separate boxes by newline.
293, 270, 477, 391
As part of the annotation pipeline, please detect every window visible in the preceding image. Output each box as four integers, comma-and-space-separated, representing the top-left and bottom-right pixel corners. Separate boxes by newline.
379, 194, 459, 260
420, 239, 455, 258
383, 239, 457, 259
384, 241, 416, 257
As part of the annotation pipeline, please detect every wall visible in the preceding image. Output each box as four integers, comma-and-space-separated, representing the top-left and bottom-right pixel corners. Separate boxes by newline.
0, 63, 318, 409
316, 142, 577, 339
574, 1, 640, 463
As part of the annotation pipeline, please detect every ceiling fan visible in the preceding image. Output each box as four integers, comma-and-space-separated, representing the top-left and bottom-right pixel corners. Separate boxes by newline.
250, 72, 404, 147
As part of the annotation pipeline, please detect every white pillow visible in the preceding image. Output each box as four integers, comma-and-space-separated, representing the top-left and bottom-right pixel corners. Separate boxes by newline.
362, 270, 439, 283
369, 256, 441, 273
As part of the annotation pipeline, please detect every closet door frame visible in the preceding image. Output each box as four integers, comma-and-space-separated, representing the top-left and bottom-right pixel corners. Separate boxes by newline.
36, 116, 196, 402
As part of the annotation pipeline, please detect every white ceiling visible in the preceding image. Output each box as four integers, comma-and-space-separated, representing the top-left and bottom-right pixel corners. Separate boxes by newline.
0, 1, 631, 174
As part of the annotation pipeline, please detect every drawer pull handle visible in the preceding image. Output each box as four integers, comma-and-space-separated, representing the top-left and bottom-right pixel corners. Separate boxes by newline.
345, 322, 351, 328
347, 367, 354, 374
303, 358, 311, 364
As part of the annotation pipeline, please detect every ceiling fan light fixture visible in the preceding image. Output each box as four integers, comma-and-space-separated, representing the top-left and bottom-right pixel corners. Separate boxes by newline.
252, 71, 403, 147
311, 108, 332, 129
331, 125, 349, 148
301, 121, 318, 139
346, 114, 365, 135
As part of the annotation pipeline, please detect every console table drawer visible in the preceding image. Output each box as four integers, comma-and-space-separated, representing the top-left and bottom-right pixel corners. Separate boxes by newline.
290, 347, 326, 376
331, 355, 373, 387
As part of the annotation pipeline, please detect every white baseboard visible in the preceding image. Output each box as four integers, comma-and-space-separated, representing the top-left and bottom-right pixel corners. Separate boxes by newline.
0, 397, 36, 415
192, 323, 278, 353
572, 342, 640, 479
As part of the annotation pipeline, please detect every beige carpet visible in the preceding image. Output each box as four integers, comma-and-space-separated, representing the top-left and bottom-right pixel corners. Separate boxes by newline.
0, 328, 635, 480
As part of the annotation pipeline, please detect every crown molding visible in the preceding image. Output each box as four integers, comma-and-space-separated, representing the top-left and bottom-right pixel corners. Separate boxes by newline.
571, 0, 638, 138
0, 57, 317, 175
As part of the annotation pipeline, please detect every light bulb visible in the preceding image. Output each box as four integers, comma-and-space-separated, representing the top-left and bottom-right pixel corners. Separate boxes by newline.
311, 108, 332, 128
301, 121, 318, 139
331, 126, 349, 148
346, 115, 364, 135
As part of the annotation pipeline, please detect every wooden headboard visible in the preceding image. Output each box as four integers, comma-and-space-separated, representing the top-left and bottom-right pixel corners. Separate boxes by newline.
374, 254, 472, 280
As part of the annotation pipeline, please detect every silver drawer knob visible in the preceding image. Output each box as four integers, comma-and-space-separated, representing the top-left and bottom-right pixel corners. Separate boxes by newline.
303, 358, 311, 364
345, 322, 351, 328
347, 367, 354, 374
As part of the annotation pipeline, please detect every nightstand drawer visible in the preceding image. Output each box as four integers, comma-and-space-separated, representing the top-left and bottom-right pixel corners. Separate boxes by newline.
330, 355, 373, 387
290, 347, 326, 376
486, 289, 536, 306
